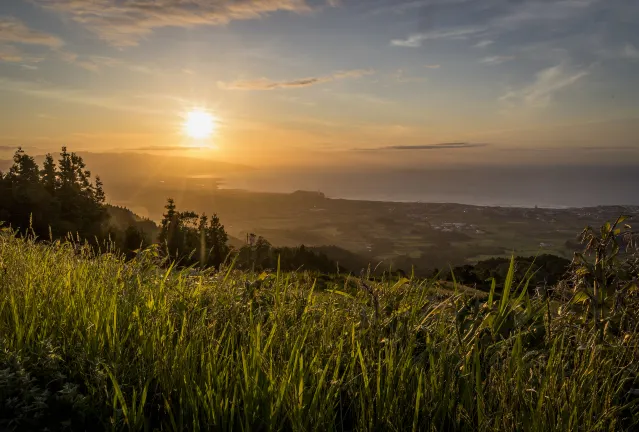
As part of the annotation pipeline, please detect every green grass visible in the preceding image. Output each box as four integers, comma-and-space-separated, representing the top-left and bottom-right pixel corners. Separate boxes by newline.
1, 231, 638, 431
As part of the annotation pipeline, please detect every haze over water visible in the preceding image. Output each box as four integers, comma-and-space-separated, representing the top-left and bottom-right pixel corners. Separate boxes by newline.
222, 165, 639, 208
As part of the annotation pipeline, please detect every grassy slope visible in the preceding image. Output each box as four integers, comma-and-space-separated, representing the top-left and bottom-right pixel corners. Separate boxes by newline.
0, 232, 638, 431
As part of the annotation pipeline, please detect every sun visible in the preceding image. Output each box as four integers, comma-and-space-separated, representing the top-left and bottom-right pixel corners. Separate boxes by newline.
183, 110, 216, 139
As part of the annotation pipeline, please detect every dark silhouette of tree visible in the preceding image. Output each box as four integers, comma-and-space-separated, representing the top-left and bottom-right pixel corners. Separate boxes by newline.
158, 198, 230, 269
40, 154, 57, 194
442, 254, 571, 293
0, 147, 108, 242
123, 225, 149, 259
205, 213, 230, 269
235, 234, 342, 274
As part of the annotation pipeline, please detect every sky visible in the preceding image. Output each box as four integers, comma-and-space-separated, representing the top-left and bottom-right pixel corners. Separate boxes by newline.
0, 0, 638, 168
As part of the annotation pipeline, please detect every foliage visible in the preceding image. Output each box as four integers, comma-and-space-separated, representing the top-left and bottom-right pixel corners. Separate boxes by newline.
158, 198, 230, 269
1, 225, 638, 431
235, 235, 342, 274
568, 215, 639, 341
442, 254, 571, 292
0, 147, 107, 241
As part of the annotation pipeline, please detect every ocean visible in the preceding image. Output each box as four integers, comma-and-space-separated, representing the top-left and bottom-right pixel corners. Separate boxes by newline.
221, 165, 639, 208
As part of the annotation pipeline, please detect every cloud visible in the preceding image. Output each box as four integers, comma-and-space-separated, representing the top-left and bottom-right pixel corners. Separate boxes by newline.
32, 0, 318, 47
131, 145, 206, 151
0, 17, 63, 47
392, 69, 427, 84
493, 0, 597, 30
577, 145, 638, 151
391, 27, 485, 47
480, 55, 514, 65
0, 45, 23, 63
364, 143, 488, 151
56, 51, 159, 73
0, 76, 165, 115
390, 0, 600, 48
474, 40, 494, 48
219, 69, 374, 90
424, 64, 441, 69
0, 44, 44, 64
500, 64, 588, 107
622, 44, 639, 60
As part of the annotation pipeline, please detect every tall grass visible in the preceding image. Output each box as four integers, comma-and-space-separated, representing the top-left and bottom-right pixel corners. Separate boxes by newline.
0, 230, 638, 431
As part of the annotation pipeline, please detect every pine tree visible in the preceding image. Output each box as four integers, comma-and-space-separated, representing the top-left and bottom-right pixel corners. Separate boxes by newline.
58, 146, 73, 187
207, 213, 229, 268
9, 148, 40, 183
94, 176, 106, 203
159, 198, 180, 260
40, 154, 57, 194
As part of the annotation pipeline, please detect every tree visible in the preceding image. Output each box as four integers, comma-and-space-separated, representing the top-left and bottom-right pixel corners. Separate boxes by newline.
158, 199, 230, 269
40, 154, 57, 194
0, 147, 107, 241
9, 148, 40, 183
3, 148, 52, 235
207, 213, 230, 269
123, 225, 149, 259
159, 198, 181, 261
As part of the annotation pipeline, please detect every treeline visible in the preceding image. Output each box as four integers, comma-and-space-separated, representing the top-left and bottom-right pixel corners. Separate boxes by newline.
0, 148, 107, 240
0, 148, 153, 256
234, 235, 341, 274
158, 198, 230, 269
157, 199, 343, 273
0, 147, 343, 273
440, 254, 572, 292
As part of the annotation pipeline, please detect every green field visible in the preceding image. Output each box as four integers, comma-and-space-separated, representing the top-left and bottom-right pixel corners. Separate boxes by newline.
1, 230, 638, 431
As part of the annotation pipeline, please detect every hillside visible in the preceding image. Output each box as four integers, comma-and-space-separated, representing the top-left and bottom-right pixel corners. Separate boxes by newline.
1, 230, 638, 430
105, 186, 639, 272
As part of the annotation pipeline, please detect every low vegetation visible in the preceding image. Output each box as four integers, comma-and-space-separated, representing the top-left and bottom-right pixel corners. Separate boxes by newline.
1, 221, 639, 431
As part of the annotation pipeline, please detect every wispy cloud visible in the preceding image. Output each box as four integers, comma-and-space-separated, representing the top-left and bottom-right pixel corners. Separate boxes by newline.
391, 0, 601, 49
32, 0, 320, 47
391, 27, 484, 47
362, 142, 488, 151
0, 44, 43, 64
0, 16, 63, 47
474, 39, 494, 48
392, 69, 427, 83
0, 77, 165, 115
219, 69, 374, 90
480, 55, 514, 65
622, 43, 639, 60
0, 17, 60, 65
131, 145, 206, 151
500, 64, 588, 108
57, 51, 160, 74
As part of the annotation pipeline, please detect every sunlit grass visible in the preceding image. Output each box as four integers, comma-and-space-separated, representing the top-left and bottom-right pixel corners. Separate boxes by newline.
0, 230, 637, 430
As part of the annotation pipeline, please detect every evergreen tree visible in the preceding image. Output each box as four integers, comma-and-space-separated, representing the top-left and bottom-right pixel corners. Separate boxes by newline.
207, 213, 230, 268
0, 147, 107, 241
159, 198, 180, 260
94, 176, 106, 203
158, 199, 230, 268
9, 148, 40, 183
40, 154, 57, 194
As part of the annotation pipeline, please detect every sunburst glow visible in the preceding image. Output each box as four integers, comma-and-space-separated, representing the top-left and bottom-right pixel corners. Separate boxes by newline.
184, 110, 216, 139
